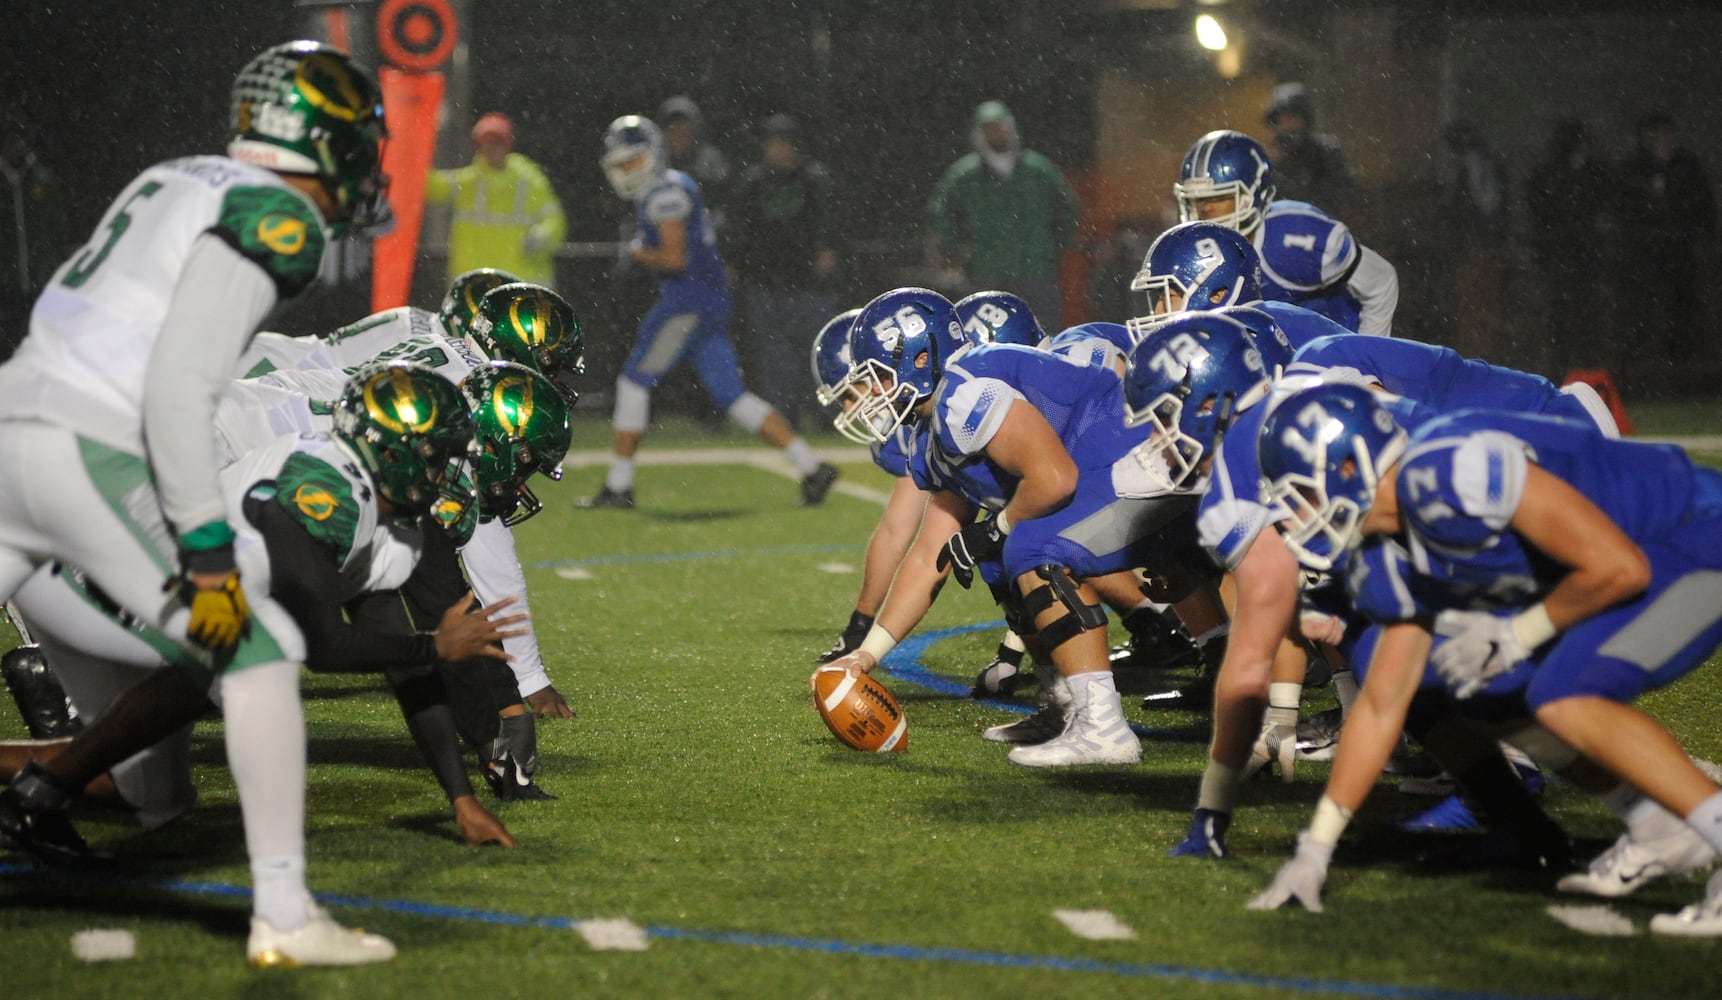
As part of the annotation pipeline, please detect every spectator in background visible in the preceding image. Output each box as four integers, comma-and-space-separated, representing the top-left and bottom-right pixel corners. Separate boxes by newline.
1527, 119, 1614, 369
727, 114, 841, 429
0, 111, 61, 360
658, 95, 732, 227
1265, 83, 1353, 215
930, 100, 1079, 329
1615, 112, 1717, 395
425, 113, 566, 291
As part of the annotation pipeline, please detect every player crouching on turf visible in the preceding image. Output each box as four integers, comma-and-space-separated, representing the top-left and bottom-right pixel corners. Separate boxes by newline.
1246, 383, 1722, 934
824, 288, 1224, 767
0, 361, 499, 964
220, 281, 584, 800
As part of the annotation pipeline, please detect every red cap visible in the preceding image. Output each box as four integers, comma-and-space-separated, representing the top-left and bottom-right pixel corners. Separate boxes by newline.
471, 113, 515, 145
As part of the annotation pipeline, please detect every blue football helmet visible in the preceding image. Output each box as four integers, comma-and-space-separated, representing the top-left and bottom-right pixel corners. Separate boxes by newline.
1122, 312, 1270, 493
1256, 380, 1408, 572
1174, 130, 1276, 236
837, 287, 965, 444
954, 290, 1047, 348
1126, 222, 1263, 342
601, 115, 665, 199
1211, 304, 1294, 379
812, 308, 862, 406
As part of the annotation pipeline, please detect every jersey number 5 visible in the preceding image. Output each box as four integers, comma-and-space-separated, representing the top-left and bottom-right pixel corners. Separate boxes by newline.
63, 181, 164, 289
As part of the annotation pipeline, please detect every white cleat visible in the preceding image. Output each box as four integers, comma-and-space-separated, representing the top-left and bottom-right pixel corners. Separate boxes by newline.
248, 902, 397, 968
1558, 825, 1717, 899
1007, 679, 1140, 767
982, 704, 1068, 744
1651, 871, 1722, 937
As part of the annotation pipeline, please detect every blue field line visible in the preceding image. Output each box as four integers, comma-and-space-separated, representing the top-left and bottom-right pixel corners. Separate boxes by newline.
0, 863, 1589, 1000
524, 542, 855, 571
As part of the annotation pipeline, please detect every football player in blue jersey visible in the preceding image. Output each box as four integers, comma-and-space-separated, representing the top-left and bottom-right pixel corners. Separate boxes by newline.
1175, 129, 1398, 334
825, 288, 1223, 766
1247, 383, 1722, 933
582, 115, 836, 510
1124, 320, 1590, 862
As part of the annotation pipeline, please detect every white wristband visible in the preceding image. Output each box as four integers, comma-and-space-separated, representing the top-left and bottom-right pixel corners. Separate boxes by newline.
1308, 794, 1354, 847
1511, 603, 1558, 650
994, 509, 1013, 536
858, 624, 899, 663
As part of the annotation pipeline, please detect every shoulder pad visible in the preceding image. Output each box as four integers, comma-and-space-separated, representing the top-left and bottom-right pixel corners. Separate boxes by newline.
216, 185, 327, 297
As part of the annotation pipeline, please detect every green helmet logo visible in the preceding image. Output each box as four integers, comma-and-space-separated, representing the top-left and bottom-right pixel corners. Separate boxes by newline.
439, 268, 523, 338
461, 361, 573, 525
333, 360, 474, 513
229, 41, 389, 233
469, 283, 585, 387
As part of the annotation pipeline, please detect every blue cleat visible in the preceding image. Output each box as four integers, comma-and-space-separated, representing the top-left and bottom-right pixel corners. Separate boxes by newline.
1170, 808, 1231, 859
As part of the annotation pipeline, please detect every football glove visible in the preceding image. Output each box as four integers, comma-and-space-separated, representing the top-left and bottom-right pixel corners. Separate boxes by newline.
1247, 832, 1334, 912
180, 572, 251, 651
1243, 705, 1300, 783
1431, 609, 1529, 699
1169, 807, 1231, 859
936, 516, 1006, 589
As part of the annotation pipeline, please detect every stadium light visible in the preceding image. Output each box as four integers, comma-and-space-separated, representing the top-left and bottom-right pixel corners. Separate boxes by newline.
1195, 14, 1228, 51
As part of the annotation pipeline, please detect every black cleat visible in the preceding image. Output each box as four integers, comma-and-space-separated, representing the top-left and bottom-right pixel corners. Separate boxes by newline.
0, 787, 112, 868
799, 463, 840, 506
1109, 608, 1202, 672
576, 486, 635, 510
1141, 670, 1215, 712
482, 753, 557, 802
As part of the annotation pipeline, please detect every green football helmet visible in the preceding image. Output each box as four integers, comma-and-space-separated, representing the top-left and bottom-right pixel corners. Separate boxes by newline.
461, 361, 573, 525
468, 283, 585, 393
439, 268, 523, 338
228, 40, 389, 234
333, 360, 475, 514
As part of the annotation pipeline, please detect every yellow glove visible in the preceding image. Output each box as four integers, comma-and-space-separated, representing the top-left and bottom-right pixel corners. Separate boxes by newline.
185, 573, 251, 650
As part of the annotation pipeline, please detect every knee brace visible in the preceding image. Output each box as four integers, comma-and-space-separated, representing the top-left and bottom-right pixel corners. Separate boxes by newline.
1019, 565, 1107, 651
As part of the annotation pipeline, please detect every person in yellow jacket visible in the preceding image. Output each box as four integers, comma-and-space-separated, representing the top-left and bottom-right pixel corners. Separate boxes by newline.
426, 113, 567, 289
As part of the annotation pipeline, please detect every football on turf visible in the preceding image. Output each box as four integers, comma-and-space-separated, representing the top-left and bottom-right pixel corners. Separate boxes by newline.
811, 666, 907, 752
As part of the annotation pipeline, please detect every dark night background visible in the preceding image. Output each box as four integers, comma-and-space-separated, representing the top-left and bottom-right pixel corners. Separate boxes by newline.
9, 0, 1722, 409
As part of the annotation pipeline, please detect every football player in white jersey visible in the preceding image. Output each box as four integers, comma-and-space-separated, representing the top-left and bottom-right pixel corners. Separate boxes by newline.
0, 42, 398, 966
218, 283, 582, 796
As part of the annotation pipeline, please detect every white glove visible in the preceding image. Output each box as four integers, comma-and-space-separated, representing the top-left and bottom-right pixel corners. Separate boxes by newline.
1431, 609, 1532, 699
1247, 832, 1334, 912
524, 228, 550, 256
1243, 705, 1299, 783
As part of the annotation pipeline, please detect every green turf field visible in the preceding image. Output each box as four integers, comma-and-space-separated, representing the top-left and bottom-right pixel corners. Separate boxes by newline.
3, 418, 1721, 999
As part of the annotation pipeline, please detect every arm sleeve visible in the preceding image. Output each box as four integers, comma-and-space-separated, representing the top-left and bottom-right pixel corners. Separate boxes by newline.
250, 498, 441, 673
423, 167, 454, 206
461, 517, 551, 698
145, 234, 281, 539
1348, 243, 1400, 336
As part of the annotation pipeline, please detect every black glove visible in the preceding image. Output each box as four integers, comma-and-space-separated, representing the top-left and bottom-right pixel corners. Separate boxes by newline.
816, 610, 874, 664
936, 516, 1007, 589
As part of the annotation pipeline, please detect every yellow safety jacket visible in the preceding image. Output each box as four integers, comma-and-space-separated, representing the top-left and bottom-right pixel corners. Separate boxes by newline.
425, 152, 567, 287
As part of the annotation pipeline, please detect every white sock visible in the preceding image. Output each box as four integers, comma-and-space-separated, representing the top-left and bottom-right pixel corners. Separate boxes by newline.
1685, 791, 1722, 855
605, 457, 636, 493
220, 660, 311, 928
1332, 668, 1359, 714
1065, 670, 1117, 712
785, 438, 821, 476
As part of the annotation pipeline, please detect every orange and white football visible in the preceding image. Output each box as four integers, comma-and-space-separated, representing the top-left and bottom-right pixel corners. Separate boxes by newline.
811, 666, 907, 753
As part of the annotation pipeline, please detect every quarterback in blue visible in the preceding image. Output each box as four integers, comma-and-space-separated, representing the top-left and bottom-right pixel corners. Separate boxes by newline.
1174, 130, 1398, 334
582, 115, 836, 510
1248, 384, 1722, 934
826, 288, 1218, 768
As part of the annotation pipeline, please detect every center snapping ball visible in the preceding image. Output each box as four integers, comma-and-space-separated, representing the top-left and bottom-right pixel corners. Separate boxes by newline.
811, 666, 907, 752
